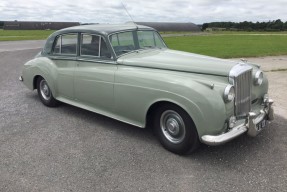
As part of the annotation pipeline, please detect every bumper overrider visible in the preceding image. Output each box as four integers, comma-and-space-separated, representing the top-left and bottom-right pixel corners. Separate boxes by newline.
201, 97, 274, 146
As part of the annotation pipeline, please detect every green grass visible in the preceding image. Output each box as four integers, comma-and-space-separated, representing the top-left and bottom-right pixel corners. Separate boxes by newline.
0, 29, 55, 41
164, 34, 287, 58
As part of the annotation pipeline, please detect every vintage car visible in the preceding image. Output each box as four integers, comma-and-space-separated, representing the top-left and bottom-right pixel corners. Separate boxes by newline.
20, 24, 274, 155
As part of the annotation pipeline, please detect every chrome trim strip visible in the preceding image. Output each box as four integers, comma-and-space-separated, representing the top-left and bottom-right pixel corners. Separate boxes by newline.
59, 35, 62, 54
76, 58, 116, 64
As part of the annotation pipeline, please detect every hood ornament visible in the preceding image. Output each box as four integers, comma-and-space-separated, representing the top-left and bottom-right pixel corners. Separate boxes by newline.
240, 58, 248, 63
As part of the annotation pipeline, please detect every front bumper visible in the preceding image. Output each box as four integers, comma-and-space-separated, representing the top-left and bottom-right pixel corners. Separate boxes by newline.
201, 98, 274, 146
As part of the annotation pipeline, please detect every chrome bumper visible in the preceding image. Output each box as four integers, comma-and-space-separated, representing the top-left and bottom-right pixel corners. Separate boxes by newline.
201, 98, 274, 146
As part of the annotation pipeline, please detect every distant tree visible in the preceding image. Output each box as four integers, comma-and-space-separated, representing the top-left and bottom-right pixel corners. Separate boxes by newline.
202, 19, 286, 31
0, 21, 4, 29
202, 23, 209, 30
272, 19, 284, 31
258, 22, 267, 31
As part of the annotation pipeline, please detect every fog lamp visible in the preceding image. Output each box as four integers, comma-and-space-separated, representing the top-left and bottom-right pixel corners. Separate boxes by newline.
229, 116, 237, 128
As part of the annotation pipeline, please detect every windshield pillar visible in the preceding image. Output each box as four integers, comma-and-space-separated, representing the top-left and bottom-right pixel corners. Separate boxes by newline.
133, 31, 140, 49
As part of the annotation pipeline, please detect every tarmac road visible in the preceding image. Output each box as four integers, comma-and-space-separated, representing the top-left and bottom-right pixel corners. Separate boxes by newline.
0, 41, 286, 192
0, 40, 45, 52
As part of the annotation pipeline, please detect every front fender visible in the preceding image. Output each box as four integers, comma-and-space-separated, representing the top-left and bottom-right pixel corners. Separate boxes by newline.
147, 78, 228, 137
115, 66, 229, 137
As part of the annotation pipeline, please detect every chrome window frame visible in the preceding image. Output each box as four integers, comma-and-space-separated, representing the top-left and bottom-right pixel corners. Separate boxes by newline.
79, 33, 112, 59
52, 33, 78, 56
80, 33, 101, 57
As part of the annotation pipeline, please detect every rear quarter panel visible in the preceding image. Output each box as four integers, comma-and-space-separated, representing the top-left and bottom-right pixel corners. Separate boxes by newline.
22, 57, 56, 92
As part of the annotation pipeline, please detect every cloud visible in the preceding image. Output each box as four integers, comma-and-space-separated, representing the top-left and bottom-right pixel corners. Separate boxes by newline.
0, 0, 286, 24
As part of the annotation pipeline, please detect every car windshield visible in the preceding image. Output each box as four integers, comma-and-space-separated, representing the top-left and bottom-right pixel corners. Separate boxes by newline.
109, 30, 167, 56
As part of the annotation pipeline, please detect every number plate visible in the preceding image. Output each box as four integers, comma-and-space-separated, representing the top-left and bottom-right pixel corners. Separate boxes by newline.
256, 119, 267, 130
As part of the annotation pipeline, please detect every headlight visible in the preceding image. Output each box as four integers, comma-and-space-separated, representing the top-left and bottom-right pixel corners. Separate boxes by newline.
223, 85, 235, 103
254, 70, 263, 86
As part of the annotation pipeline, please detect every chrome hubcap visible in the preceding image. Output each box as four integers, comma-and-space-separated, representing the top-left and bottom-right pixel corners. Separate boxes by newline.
166, 118, 180, 135
160, 110, 186, 144
40, 80, 51, 101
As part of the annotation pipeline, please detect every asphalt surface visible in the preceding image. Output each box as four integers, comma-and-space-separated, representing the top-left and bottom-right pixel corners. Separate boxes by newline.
0, 40, 45, 52
0, 41, 286, 192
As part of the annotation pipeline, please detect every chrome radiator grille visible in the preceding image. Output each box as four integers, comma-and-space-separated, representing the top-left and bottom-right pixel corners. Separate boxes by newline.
234, 70, 252, 116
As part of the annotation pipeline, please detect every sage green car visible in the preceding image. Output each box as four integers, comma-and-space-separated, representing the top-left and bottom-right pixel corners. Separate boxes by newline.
20, 24, 274, 154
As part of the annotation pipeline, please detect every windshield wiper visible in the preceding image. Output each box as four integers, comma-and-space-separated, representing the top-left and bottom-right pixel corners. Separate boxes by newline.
142, 46, 156, 49
116, 49, 139, 57
119, 50, 132, 53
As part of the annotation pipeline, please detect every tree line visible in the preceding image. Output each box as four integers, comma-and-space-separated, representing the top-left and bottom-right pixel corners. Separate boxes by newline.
202, 19, 287, 31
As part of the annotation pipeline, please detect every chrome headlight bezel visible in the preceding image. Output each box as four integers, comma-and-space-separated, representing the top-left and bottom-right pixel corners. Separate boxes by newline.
254, 70, 263, 86
223, 85, 235, 103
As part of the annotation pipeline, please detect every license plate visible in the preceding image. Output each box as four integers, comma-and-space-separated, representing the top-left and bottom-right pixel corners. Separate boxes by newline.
256, 119, 267, 130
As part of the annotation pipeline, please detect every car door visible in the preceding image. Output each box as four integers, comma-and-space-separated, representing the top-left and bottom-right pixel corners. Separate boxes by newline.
74, 33, 117, 113
49, 33, 78, 99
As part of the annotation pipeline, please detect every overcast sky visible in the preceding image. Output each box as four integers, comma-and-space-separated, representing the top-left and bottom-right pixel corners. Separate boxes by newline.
0, 0, 286, 24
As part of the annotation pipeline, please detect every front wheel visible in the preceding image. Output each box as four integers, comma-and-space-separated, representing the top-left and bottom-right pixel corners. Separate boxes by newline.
154, 104, 199, 155
37, 77, 59, 107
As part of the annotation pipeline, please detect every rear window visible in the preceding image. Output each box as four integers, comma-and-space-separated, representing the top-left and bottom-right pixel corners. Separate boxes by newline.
53, 34, 77, 55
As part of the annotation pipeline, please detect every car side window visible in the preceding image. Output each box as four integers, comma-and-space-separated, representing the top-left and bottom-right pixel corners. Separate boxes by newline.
100, 37, 112, 58
81, 34, 100, 56
137, 31, 166, 48
53, 34, 77, 55
53, 37, 61, 54
80, 34, 112, 59
109, 32, 136, 56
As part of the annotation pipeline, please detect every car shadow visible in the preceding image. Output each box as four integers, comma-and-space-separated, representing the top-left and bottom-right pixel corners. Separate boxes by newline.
26, 91, 285, 165
190, 114, 285, 167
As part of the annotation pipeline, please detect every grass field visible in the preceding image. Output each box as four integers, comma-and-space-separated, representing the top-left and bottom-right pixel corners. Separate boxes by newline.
1, 29, 287, 58
164, 34, 287, 58
0, 29, 55, 41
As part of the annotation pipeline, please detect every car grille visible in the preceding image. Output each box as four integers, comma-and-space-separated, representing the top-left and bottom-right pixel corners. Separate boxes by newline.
234, 70, 252, 116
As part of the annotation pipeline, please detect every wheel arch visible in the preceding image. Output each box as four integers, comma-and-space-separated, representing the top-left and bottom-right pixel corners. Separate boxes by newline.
31, 73, 57, 97
145, 99, 202, 136
22, 57, 57, 94
33, 75, 41, 90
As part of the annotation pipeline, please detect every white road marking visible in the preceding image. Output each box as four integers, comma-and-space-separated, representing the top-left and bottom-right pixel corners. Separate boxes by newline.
0, 47, 42, 52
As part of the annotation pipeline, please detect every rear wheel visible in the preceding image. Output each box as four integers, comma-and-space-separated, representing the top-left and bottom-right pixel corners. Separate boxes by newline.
154, 104, 199, 155
37, 77, 58, 107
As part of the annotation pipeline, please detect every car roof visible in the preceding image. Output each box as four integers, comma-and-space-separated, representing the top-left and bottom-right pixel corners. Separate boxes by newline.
55, 23, 154, 35
42, 23, 156, 56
